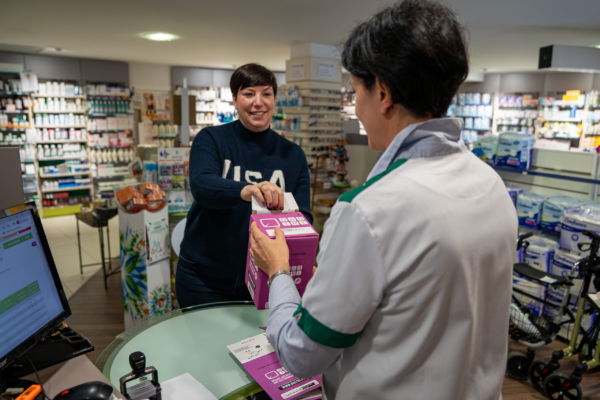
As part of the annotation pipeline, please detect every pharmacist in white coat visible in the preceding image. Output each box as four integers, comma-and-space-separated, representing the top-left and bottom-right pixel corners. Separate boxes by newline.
249, 1, 517, 399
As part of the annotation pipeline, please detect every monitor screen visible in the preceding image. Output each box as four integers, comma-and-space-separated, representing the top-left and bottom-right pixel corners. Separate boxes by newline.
0, 206, 69, 368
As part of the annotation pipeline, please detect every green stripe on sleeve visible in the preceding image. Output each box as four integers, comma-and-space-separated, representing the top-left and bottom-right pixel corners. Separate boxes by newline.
294, 303, 360, 348
339, 158, 408, 203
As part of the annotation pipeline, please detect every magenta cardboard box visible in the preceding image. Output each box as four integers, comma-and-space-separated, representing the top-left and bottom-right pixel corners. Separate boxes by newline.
246, 211, 319, 310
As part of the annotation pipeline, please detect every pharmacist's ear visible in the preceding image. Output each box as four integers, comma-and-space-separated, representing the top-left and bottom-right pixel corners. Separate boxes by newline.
375, 78, 394, 116
232, 93, 238, 109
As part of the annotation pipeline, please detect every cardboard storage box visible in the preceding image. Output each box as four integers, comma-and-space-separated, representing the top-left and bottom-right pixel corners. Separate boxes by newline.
245, 193, 319, 310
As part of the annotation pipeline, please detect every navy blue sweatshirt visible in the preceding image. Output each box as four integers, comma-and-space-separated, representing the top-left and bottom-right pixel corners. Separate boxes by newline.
180, 120, 313, 282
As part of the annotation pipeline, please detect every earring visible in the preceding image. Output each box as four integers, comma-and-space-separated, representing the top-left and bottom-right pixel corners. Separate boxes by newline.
233, 109, 239, 120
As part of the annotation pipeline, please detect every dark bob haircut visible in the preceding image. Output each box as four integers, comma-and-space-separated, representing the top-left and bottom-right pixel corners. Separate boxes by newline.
341, 0, 469, 118
230, 63, 278, 97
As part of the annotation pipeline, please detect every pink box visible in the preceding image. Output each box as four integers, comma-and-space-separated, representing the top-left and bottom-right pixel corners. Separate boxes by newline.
246, 212, 319, 310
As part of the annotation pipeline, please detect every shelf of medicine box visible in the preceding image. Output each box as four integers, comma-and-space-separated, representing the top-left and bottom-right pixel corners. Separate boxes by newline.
88, 129, 130, 134
0, 128, 29, 132
498, 105, 539, 108
37, 140, 88, 144
301, 100, 342, 107
24, 187, 38, 194
280, 131, 340, 139
194, 121, 219, 125
0, 91, 29, 96
0, 142, 35, 146
497, 124, 534, 127
87, 95, 131, 100
93, 174, 129, 179
196, 109, 216, 113
87, 113, 133, 117
42, 185, 91, 194
40, 172, 90, 179
282, 106, 343, 115
540, 118, 582, 123
34, 110, 86, 114
463, 128, 492, 131
89, 145, 134, 149
36, 125, 86, 129
38, 155, 88, 161
32, 94, 86, 99
92, 160, 130, 166
0, 110, 28, 114
298, 91, 342, 100
491, 165, 600, 185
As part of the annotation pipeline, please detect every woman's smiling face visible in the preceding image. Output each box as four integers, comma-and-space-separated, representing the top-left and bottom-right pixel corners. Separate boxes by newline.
233, 85, 275, 132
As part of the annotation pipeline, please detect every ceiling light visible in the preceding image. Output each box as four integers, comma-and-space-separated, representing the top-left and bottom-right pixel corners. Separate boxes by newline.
143, 32, 179, 42
595, 45, 600, 49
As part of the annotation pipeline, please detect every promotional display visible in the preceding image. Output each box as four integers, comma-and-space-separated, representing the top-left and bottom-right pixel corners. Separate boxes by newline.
227, 333, 323, 400
157, 147, 192, 209
117, 185, 171, 330
246, 194, 318, 310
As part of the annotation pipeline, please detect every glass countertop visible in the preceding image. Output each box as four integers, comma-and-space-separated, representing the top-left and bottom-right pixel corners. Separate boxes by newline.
97, 301, 270, 400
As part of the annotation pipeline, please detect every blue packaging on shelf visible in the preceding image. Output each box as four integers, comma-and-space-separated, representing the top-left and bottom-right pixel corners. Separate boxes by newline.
519, 236, 559, 273
496, 133, 534, 169
541, 196, 582, 233
475, 136, 498, 165
516, 192, 546, 228
507, 187, 522, 207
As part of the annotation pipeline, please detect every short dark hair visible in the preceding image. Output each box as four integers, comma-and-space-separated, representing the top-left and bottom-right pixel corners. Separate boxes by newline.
230, 63, 278, 97
341, 0, 469, 118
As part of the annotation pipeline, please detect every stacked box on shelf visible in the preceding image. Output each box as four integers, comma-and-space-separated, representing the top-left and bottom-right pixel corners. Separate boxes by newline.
281, 55, 343, 166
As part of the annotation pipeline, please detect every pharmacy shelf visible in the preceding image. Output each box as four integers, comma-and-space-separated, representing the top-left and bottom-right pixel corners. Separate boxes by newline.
492, 166, 600, 185
37, 140, 87, 144
88, 130, 128, 133
0, 91, 29, 96
498, 105, 539, 109
0, 142, 34, 146
89, 146, 134, 149
0, 110, 28, 114
87, 95, 131, 100
542, 118, 582, 123
194, 121, 218, 125
42, 186, 91, 194
87, 113, 133, 117
40, 172, 89, 179
36, 125, 86, 129
38, 155, 88, 161
0, 128, 28, 132
34, 110, 86, 114
33, 94, 85, 99
196, 109, 216, 113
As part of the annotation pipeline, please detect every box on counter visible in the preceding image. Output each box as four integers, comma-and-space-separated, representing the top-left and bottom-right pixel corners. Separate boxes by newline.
245, 193, 319, 310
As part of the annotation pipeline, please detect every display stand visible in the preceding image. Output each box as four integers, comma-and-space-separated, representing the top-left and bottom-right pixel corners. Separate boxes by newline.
119, 206, 171, 331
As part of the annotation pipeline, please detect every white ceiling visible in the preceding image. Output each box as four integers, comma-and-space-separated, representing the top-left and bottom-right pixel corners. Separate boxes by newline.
1, 0, 600, 73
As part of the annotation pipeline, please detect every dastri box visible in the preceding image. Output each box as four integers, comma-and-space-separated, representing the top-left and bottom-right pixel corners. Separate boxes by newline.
246, 193, 319, 310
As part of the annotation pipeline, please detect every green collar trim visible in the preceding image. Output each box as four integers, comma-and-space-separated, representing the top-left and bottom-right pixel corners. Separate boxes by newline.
293, 303, 360, 348
339, 158, 408, 203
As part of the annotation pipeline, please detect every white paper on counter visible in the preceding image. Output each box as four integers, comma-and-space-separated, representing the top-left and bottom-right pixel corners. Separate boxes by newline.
160, 373, 218, 400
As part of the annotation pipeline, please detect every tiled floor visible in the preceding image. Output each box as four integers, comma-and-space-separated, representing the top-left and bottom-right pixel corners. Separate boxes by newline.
40, 214, 119, 299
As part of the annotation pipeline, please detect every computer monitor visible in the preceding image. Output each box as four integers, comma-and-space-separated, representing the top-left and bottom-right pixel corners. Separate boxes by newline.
0, 202, 71, 376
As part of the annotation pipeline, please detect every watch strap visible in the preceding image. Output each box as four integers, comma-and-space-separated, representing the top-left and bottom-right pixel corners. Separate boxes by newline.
268, 270, 291, 288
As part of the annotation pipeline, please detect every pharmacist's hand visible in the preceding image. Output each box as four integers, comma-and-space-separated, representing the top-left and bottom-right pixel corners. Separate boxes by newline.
241, 182, 284, 210
250, 222, 289, 277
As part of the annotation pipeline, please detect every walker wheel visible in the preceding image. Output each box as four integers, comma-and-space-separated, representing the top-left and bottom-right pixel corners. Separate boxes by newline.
529, 360, 548, 393
507, 351, 530, 380
543, 373, 582, 400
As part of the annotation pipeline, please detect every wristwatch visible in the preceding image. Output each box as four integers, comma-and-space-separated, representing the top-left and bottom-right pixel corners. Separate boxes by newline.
268, 270, 292, 288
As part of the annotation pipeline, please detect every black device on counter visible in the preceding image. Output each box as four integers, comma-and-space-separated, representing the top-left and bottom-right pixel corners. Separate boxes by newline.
119, 352, 161, 400
52, 381, 113, 400
0, 202, 90, 393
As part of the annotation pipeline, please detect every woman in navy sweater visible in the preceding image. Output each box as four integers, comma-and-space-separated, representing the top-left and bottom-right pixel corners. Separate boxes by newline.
176, 63, 313, 308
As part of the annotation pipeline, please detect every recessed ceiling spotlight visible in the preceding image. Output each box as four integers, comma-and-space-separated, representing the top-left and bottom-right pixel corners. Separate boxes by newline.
142, 32, 179, 42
